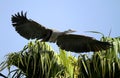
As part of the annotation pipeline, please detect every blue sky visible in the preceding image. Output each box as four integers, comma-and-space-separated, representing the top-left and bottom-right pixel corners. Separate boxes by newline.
0, 0, 120, 75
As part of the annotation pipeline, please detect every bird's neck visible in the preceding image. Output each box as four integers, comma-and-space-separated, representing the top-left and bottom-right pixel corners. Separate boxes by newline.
48, 31, 63, 42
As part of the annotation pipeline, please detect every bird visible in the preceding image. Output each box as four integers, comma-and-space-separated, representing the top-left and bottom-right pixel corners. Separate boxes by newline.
11, 11, 111, 53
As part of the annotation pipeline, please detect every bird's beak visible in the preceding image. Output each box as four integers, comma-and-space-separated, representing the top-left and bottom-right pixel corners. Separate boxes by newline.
65, 29, 76, 33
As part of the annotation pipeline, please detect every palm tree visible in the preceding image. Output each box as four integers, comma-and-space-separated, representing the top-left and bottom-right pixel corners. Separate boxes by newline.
78, 36, 120, 78
0, 36, 120, 78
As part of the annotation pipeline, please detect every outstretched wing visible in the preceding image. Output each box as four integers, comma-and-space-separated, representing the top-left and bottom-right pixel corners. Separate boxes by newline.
57, 34, 110, 52
12, 11, 52, 40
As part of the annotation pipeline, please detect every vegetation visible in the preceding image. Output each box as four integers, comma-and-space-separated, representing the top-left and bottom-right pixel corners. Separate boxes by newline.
0, 36, 120, 78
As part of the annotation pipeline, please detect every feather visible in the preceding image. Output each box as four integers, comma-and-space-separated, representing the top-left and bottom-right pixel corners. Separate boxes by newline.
12, 11, 52, 40
57, 34, 110, 52
11, 11, 111, 53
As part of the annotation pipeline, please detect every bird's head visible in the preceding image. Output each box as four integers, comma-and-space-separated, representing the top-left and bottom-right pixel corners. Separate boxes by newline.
63, 29, 76, 34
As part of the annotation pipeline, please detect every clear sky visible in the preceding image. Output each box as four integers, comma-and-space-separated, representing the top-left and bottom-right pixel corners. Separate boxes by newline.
0, 0, 120, 75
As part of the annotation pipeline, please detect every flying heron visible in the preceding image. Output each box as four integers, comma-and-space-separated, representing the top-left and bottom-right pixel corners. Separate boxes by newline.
11, 11, 111, 53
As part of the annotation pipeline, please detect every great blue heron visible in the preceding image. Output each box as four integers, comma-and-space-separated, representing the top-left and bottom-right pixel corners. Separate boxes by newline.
11, 11, 111, 53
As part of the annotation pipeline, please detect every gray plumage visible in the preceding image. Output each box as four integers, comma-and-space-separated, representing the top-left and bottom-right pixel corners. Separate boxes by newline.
11, 11, 111, 53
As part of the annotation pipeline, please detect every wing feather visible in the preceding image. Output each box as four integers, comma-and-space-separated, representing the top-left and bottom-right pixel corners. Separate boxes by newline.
57, 34, 110, 52
12, 11, 52, 40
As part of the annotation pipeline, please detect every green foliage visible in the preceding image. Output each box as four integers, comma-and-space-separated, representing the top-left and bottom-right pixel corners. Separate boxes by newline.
78, 37, 120, 78
0, 36, 120, 78
58, 49, 78, 78
6, 41, 67, 78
